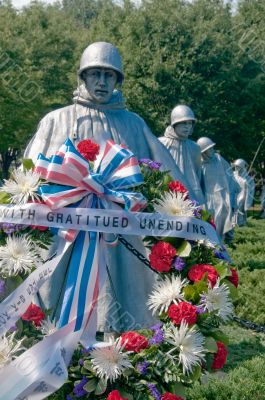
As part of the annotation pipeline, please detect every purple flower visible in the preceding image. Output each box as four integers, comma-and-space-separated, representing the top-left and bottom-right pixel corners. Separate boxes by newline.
147, 383, 161, 400
82, 346, 94, 354
196, 305, 207, 314
0, 279, 5, 296
149, 161, 162, 170
137, 360, 149, 375
0, 223, 25, 235
139, 158, 162, 170
73, 377, 88, 397
79, 359, 84, 366
173, 256, 185, 271
66, 395, 73, 400
214, 250, 227, 260
9, 325, 17, 332
149, 330, 164, 345
150, 323, 163, 331
191, 200, 202, 218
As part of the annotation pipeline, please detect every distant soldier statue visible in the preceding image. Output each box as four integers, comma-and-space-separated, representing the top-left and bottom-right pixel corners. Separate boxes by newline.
233, 159, 249, 226
159, 105, 204, 204
24, 42, 190, 335
197, 137, 240, 239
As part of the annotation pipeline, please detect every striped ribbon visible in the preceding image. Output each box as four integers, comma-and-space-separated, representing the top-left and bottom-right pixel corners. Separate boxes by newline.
34, 138, 146, 331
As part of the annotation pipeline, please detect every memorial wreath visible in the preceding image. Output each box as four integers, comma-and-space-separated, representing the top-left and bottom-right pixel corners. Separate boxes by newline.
0, 139, 238, 400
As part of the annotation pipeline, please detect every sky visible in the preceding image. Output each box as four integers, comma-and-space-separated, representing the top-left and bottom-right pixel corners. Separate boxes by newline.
12, 0, 59, 8
11, 0, 238, 10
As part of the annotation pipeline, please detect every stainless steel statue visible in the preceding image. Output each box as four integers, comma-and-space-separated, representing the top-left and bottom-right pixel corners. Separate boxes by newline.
233, 159, 249, 227
24, 42, 190, 333
197, 137, 240, 239
159, 105, 204, 204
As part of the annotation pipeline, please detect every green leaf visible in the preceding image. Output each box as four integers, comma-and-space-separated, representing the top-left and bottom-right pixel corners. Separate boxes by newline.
177, 240, 192, 257
83, 379, 97, 393
169, 381, 186, 398
118, 388, 134, 400
204, 336, 218, 353
190, 364, 202, 381
95, 379, 107, 395
0, 192, 10, 204
6, 275, 23, 295
214, 263, 229, 279
194, 279, 208, 294
210, 329, 229, 346
22, 158, 35, 171
183, 284, 199, 302
223, 279, 238, 300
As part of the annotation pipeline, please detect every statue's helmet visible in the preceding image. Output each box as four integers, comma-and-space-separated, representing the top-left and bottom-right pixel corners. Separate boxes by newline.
78, 42, 124, 83
233, 159, 247, 169
197, 137, 216, 153
171, 105, 196, 126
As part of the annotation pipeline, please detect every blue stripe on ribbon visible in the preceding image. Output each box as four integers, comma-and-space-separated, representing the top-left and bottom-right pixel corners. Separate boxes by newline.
58, 230, 86, 327
50, 154, 64, 165
99, 147, 131, 181
75, 231, 97, 331
38, 185, 75, 196
106, 173, 144, 189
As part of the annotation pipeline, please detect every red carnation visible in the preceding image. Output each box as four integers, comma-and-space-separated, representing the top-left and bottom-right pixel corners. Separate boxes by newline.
161, 393, 184, 400
30, 225, 49, 231
209, 218, 216, 230
168, 302, 197, 325
188, 264, 219, 288
107, 390, 128, 400
228, 268, 239, 287
21, 303, 45, 327
212, 341, 228, 369
149, 241, 176, 273
168, 180, 188, 195
77, 139, 100, 161
120, 331, 149, 353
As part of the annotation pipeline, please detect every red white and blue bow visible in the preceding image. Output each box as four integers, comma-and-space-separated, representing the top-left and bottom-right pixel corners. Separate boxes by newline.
34, 138, 146, 331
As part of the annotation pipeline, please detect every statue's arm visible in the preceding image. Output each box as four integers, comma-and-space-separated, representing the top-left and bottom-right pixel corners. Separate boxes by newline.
24, 114, 55, 161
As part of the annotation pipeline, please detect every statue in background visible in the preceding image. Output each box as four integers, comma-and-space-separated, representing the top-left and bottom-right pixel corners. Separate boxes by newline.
197, 137, 240, 239
24, 42, 190, 334
233, 159, 249, 227
159, 105, 204, 204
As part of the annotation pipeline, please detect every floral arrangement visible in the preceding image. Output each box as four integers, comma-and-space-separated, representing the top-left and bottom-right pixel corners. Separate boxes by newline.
0, 140, 238, 400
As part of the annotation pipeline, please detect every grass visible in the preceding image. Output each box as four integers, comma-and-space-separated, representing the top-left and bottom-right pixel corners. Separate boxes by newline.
186, 214, 265, 399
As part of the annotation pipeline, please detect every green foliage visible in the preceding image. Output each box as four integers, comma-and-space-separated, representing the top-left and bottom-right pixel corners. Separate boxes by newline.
0, 0, 264, 178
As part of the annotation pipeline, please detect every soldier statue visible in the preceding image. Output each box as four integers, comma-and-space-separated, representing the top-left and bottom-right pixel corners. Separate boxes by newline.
24, 42, 191, 334
197, 137, 240, 239
233, 159, 250, 227
159, 105, 204, 204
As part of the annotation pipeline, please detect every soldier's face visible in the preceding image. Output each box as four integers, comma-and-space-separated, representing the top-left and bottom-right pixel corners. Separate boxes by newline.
202, 147, 215, 160
84, 68, 117, 103
173, 120, 194, 139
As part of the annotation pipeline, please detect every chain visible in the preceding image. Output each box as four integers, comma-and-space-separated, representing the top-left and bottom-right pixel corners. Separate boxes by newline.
118, 234, 157, 273
118, 235, 265, 333
233, 316, 265, 333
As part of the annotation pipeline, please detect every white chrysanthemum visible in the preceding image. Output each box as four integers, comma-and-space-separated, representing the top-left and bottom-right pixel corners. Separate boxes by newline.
90, 337, 132, 382
0, 169, 41, 204
165, 322, 205, 375
200, 280, 234, 322
147, 275, 188, 315
154, 191, 197, 217
0, 235, 41, 276
0, 332, 25, 370
40, 317, 57, 336
197, 239, 216, 249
